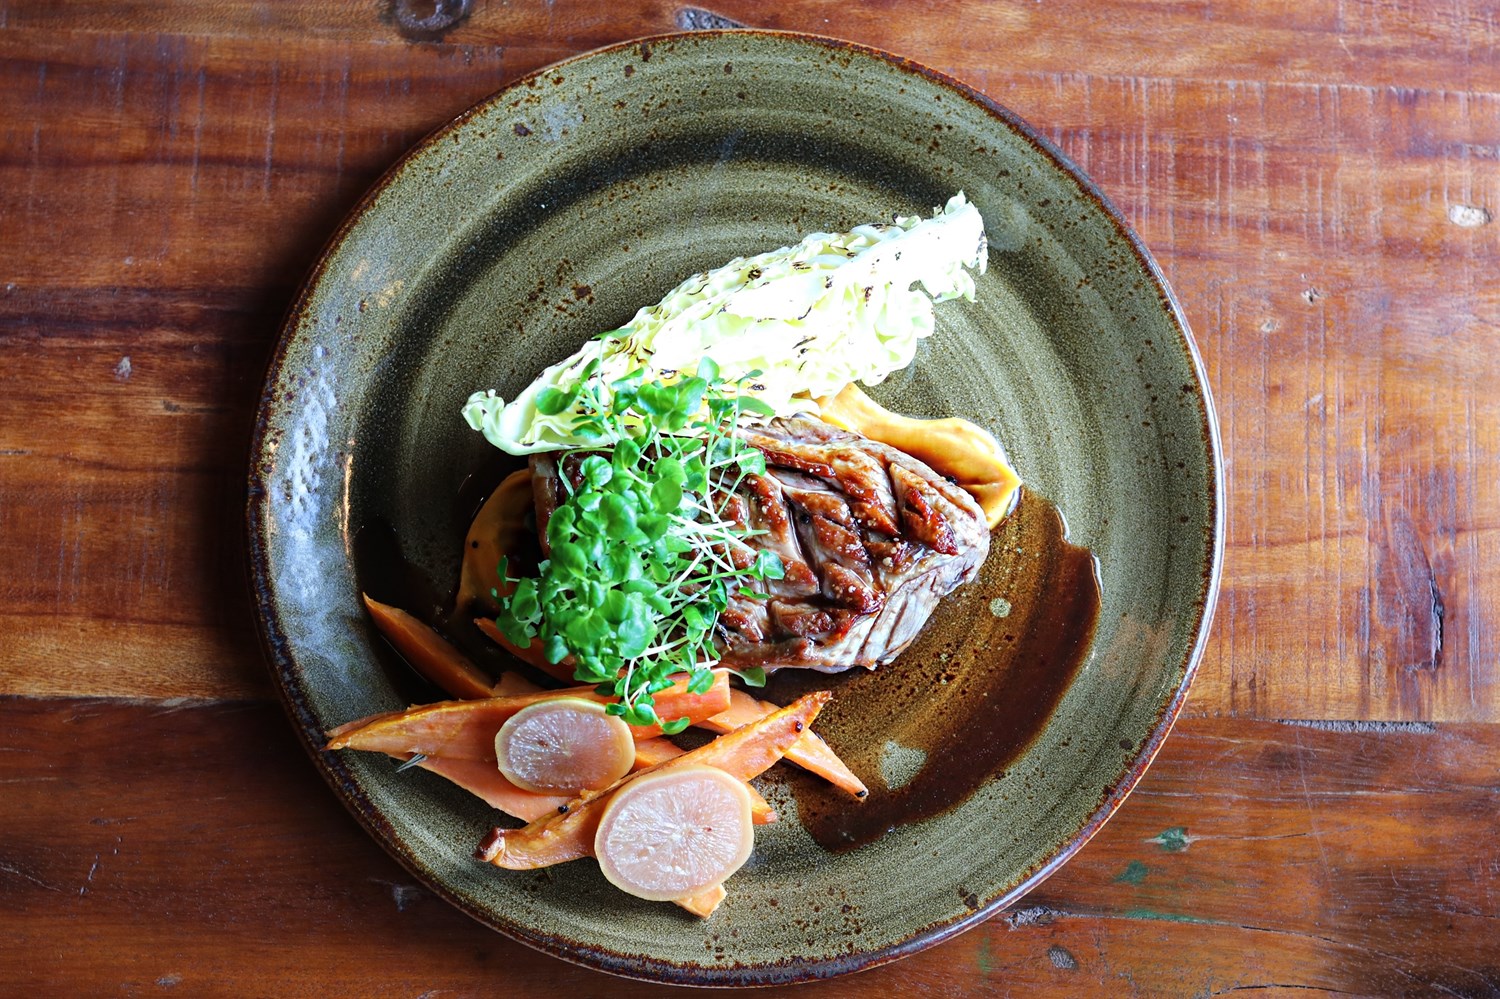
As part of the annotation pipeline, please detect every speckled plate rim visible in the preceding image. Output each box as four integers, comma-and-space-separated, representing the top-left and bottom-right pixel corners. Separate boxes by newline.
247, 29, 1225, 986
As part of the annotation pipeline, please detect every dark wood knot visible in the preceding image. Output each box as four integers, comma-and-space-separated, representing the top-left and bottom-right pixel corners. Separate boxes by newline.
391, 0, 473, 40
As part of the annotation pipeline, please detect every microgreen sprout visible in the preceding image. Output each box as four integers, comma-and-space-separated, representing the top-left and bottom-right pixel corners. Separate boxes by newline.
492, 358, 783, 731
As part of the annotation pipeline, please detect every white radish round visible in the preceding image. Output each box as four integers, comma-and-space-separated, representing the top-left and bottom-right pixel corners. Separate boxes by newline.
494, 697, 635, 794
593, 765, 754, 902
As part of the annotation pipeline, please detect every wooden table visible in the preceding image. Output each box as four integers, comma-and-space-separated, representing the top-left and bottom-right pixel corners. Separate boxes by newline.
4, 2, 1497, 994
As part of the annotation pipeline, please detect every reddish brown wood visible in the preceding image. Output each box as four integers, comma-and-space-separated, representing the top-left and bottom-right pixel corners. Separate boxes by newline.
2, 0, 1498, 991
3, 700, 1496, 996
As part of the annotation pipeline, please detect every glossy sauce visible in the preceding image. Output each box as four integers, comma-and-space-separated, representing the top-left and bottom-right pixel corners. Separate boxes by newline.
769, 489, 1101, 852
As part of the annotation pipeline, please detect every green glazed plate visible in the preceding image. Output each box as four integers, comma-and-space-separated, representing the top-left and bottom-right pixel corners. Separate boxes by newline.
248, 30, 1222, 986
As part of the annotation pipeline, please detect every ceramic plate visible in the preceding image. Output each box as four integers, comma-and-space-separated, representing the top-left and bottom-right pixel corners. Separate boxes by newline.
248, 30, 1222, 985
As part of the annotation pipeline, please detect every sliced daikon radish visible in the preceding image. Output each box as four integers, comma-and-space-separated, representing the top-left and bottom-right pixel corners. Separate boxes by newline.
494, 697, 634, 794
593, 765, 754, 903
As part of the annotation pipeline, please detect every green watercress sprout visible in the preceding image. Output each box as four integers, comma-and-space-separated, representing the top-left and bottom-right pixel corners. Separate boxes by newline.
492, 359, 783, 730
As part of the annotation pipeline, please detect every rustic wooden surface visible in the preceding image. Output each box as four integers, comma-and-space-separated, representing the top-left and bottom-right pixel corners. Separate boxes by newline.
2, 1, 1497, 994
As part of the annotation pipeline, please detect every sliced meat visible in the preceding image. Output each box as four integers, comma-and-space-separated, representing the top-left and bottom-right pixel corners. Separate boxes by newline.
527, 415, 990, 674
720, 416, 989, 672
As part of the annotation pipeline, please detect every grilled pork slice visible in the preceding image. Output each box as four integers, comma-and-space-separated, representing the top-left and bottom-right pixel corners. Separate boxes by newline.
529, 415, 990, 673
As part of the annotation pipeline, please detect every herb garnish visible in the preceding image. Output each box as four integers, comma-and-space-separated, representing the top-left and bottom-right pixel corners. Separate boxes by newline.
492, 358, 784, 732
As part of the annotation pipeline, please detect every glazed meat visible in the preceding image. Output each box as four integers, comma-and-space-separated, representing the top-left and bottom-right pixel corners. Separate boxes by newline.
530, 415, 990, 673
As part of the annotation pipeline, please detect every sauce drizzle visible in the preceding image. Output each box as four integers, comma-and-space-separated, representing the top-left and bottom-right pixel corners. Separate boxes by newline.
776, 490, 1101, 852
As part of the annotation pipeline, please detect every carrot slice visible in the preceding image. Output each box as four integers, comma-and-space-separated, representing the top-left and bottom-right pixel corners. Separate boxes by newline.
324, 671, 731, 758
399, 732, 774, 823
362, 594, 495, 700
413, 756, 569, 823
413, 737, 772, 824
632, 737, 685, 768
477, 691, 828, 870
398, 740, 698, 817
473, 617, 577, 684
674, 883, 727, 919
700, 689, 868, 797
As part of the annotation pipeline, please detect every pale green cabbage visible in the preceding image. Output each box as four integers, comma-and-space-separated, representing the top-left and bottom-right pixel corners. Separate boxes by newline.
463, 193, 987, 454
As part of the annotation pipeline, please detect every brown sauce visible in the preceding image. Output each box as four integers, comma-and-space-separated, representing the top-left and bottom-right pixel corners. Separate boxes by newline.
769, 489, 1101, 852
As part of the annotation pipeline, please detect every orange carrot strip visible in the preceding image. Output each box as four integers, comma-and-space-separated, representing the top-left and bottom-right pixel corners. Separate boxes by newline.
324, 671, 731, 759
473, 617, 576, 684
674, 883, 727, 918
632, 737, 685, 768
413, 756, 569, 823
362, 594, 495, 700
477, 691, 828, 870
746, 788, 777, 826
407, 739, 772, 822
700, 689, 868, 797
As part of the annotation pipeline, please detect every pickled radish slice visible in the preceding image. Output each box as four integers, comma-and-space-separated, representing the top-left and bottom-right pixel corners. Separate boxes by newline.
495, 698, 634, 794
594, 765, 754, 902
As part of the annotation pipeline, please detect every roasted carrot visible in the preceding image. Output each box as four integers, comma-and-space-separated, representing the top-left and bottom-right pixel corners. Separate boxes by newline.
637, 738, 783, 819
477, 691, 829, 871
675, 883, 727, 918
413, 756, 569, 822
632, 737, 685, 768
745, 788, 777, 825
700, 689, 868, 797
325, 671, 731, 758
362, 594, 495, 700
473, 617, 577, 684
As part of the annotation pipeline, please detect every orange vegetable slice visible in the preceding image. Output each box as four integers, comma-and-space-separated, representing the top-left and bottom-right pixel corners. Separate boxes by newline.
700, 688, 867, 797
630, 738, 774, 824
474, 617, 576, 684
632, 737, 685, 768
386, 744, 693, 823
674, 883, 727, 919
412, 756, 569, 823
362, 594, 494, 700
491, 671, 543, 696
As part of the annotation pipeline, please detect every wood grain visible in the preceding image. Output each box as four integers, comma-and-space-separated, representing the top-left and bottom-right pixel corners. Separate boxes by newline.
3, 700, 1496, 996
5, 0, 1499, 91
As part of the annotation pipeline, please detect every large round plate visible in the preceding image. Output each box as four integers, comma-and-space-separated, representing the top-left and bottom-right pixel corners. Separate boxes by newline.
248, 30, 1222, 986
